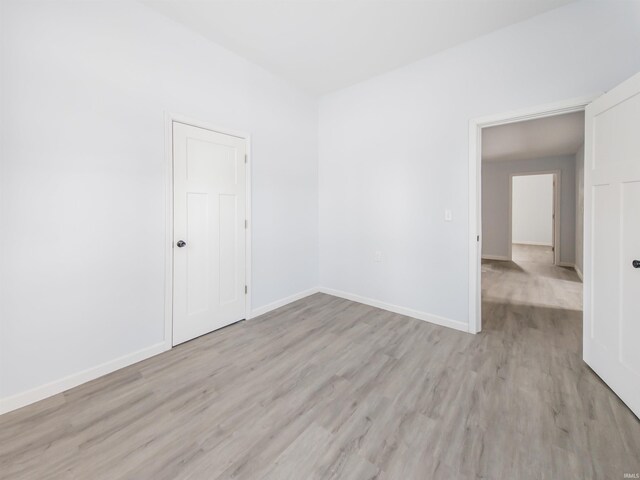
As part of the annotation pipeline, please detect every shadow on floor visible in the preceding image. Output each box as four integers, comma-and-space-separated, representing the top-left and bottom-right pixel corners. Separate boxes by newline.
481, 259, 526, 273
481, 300, 582, 338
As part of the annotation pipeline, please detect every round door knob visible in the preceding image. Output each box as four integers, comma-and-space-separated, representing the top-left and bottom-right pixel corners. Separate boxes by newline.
176, 240, 186, 248
633, 260, 640, 269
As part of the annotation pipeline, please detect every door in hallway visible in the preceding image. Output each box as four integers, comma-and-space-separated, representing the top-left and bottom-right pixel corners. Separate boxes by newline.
585, 72, 640, 417
172, 122, 247, 346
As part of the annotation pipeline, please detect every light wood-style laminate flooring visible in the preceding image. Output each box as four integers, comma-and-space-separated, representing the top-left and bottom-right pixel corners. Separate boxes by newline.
1, 247, 639, 478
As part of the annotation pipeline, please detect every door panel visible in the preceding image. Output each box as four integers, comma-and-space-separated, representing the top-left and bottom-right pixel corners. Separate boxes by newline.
173, 122, 246, 346
590, 184, 619, 349
621, 181, 640, 373
186, 192, 210, 316
594, 92, 640, 168
585, 73, 640, 418
219, 193, 239, 305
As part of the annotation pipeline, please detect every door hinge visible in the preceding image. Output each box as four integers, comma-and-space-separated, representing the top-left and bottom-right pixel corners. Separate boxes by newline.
245, 154, 248, 164
245, 219, 248, 229
477, 235, 480, 242
245, 285, 248, 294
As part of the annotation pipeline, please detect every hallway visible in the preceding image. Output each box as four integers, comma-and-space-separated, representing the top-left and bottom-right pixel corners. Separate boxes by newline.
511, 243, 554, 265
484, 244, 581, 313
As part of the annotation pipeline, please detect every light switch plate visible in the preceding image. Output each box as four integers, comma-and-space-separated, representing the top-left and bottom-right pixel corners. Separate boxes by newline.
445, 209, 453, 222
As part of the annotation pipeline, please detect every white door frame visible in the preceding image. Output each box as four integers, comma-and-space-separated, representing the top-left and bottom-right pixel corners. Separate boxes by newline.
508, 171, 561, 265
163, 113, 252, 348
468, 94, 597, 334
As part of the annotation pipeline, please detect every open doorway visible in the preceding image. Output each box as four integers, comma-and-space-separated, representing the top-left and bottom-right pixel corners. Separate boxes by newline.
469, 76, 640, 419
480, 111, 583, 270
510, 172, 558, 265
468, 98, 590, 334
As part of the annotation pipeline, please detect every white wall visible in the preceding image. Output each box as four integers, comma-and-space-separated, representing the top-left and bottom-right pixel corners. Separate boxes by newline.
0, 1, 318, 404
575, 144, 585, 277
319, 0, 640, 326
512, 174, 554, 246
482, 156, 576, 262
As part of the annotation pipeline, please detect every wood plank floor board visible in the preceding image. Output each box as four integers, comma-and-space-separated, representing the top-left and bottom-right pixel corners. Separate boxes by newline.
1, 244, 639, 479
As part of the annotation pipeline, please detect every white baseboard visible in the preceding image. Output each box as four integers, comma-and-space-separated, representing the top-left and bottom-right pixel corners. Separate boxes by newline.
0, 285, 466, 415
0, 287, 321, 416
249, 287, 320, 319
482, 254, 510, 261
0, 341, 169, 415
512, 241, 553, 246
575, 265, 583, 281
318, 287, 469, 333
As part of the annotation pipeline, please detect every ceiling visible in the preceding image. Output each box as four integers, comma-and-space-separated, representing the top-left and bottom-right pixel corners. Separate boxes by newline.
143, 0, 575, 95
482, 111, 585, 162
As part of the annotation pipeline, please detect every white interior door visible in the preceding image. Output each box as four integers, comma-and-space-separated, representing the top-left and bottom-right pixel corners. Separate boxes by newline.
173, 122, 247, 346
584, 72, 640, 418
